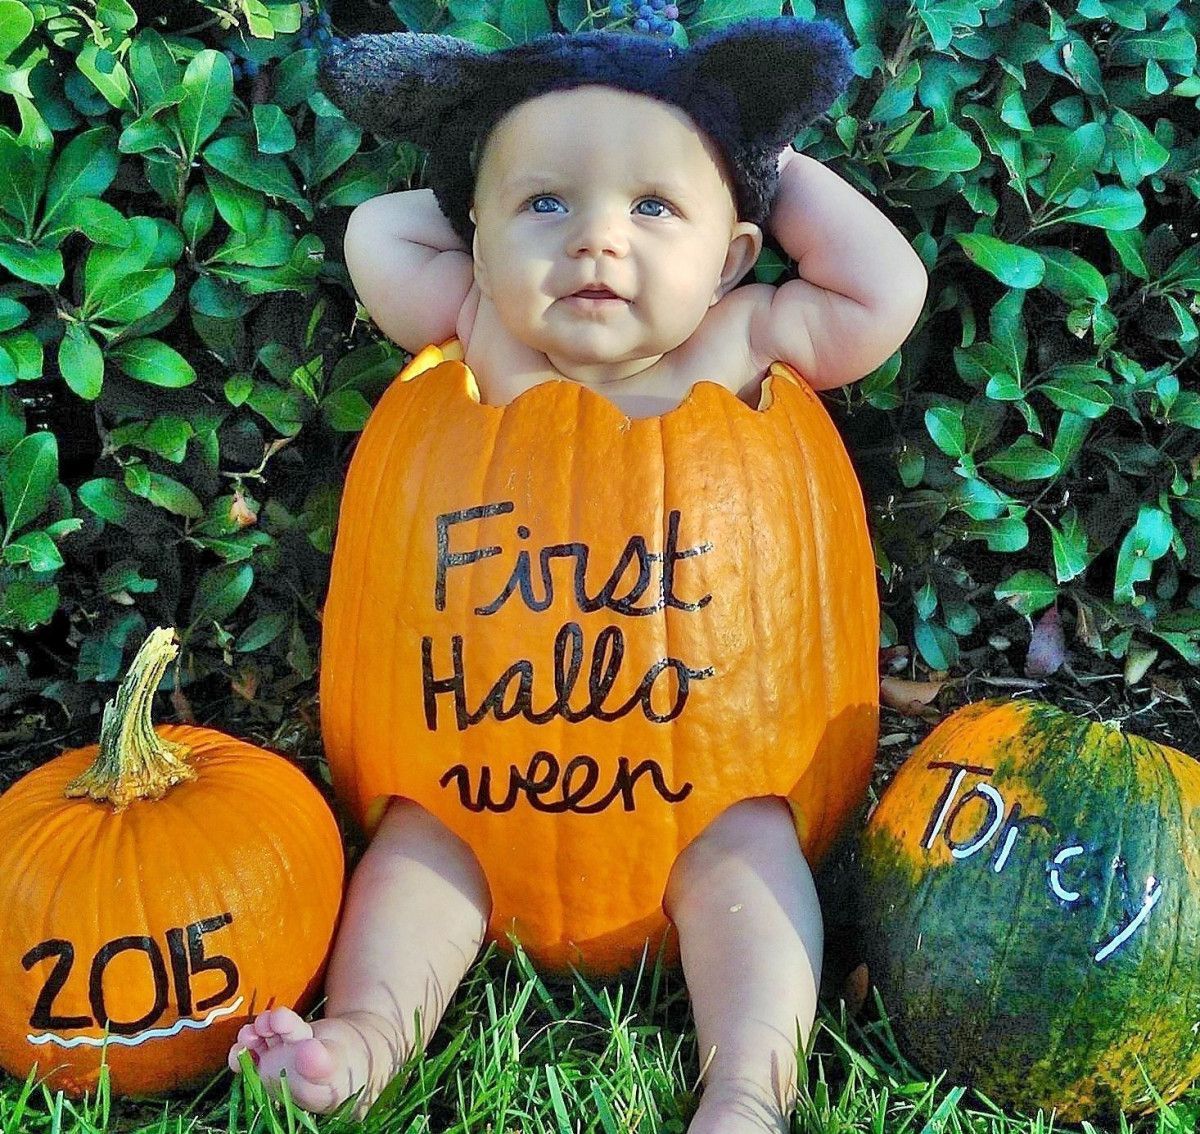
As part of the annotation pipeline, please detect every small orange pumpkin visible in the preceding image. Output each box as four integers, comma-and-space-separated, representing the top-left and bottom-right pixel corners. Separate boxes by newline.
0, 629, 344, 1096
321, 342, 878, 973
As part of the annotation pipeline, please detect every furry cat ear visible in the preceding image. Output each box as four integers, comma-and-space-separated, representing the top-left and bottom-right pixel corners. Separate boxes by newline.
682, 19, 852, 148
318, 33, 489, 145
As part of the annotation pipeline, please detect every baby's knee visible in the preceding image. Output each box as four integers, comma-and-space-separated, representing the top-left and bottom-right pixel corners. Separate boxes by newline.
664, 796, 802, 912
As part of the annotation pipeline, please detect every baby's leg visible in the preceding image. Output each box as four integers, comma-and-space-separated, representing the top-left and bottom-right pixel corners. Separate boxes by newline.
664, 796, 821, 1134
229, 798, 491, 1114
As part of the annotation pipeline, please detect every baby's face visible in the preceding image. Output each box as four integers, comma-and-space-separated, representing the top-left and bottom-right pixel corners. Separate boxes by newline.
470, 87, 760, 373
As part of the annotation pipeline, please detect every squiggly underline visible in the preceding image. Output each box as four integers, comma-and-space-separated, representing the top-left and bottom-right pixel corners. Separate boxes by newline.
27, 997, 245, 1049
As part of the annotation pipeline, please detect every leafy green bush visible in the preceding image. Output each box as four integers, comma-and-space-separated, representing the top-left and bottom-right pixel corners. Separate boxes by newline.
0, 0, 1196, 727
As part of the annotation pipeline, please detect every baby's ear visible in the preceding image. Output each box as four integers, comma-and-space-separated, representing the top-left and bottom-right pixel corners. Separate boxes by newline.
685, 19, 852, 148
318, 33, 488, 146
714, 221, 763, 302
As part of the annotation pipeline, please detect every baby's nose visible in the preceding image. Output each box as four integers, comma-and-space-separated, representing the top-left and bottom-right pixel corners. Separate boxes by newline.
569, 208, 629, 257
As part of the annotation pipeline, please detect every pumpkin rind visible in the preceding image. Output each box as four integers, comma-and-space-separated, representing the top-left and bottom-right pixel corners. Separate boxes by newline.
0, 724, 344, 1096
321, 343, 879, 973
860, 699, 1200, 1119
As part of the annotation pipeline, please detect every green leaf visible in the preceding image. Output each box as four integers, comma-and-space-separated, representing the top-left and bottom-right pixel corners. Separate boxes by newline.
1049, 509, 1089, 583
128, 28, 184, 110
183, 186, 215, 246
272, 47, 317, 109
1114, 505, 1176, 602
68, 198, 134, 246
499, 0, 551, 42
956, 233, 1044, 289
3, 529, 63, 571
178, 50, 234, 162
203, 136, 311, 219
995, 568, 1057, 615
2, 429, 57, 539
320, 145, 394, 208
78, 477, 131, 525
109, 338, 197, 388
0, 1, 34, 65
321, 388, 372, 432
85, 267, 175, 326
310, 115, 361, 184
0, 329, 40, 381
76, 41, 133, 108
189, 561, 254, 626
1109, 27, 1197, 65
1108, 108, 1170, 187
0, 577, 58, 629
1041, 121, 1104, 202
235, 611, 290, 652
39, 126, 119, 238
1166, 296, 1199, 343
1051, 411, 1090, 470
96, 0, 137, 30
924, 403, 966, 457
0, 123, 50, 232
1035, 247, 1108, 304
982, 436, 1061, 481
0, 238, 62, 284
0, 297, 28, 333
890, 124, 981, 171
1052, 185, 1145, 231
126, 466, 203, 517
441, 20, 510, 48
961, 515, 1029, 552
1161, 243, 1200, 292
1037, 365, 1113, 418
689, 0, 782, 34
984, 372, 1023, 401
253, 103, 296, 154
961, 105, 1025, 191
58, 323, 104, 400
265, 2, 302, 33
913, 617, 958, 671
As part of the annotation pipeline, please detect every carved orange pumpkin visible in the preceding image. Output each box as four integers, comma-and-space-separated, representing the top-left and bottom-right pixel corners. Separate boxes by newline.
0, 630, 344, 1096
321, 342, 878, 973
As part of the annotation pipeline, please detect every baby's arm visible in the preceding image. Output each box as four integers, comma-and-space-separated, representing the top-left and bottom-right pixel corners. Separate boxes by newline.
343, 189, 474, 354
749, 150, 927, 390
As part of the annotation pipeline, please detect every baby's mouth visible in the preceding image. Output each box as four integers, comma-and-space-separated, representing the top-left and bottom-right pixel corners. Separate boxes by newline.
569, 287, 626, 302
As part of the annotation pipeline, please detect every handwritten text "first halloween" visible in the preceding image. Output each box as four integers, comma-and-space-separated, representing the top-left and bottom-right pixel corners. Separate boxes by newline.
423, 501, 713, 814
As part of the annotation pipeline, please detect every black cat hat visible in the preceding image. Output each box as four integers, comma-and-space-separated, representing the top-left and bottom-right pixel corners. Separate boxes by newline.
319, 19, 853, 241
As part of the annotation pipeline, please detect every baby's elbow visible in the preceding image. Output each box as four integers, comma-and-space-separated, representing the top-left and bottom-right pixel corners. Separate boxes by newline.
886, 253, 928, 343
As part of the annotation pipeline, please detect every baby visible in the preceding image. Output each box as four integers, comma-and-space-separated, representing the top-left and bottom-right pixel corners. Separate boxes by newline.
229, 19, 926, 1134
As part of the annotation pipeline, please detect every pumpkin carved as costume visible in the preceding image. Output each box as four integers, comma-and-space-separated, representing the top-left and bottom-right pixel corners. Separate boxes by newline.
321, 342, 878, 973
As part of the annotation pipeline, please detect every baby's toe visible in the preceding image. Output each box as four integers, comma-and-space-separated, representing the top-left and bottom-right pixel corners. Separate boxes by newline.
265, 1006, 313, 1043
292, 1036, 337, 1084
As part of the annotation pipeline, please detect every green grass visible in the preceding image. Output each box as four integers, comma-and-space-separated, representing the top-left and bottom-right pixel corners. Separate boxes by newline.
1, 946, 1197, 1134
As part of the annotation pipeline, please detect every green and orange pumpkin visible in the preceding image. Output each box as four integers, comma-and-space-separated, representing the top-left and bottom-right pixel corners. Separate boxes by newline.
321, 341, 880, 974
0, 629, 344, 1096
860, 698, 1200, 1119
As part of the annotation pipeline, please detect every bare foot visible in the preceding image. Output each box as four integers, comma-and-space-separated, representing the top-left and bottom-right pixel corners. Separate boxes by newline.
228, 1006, 408, 1115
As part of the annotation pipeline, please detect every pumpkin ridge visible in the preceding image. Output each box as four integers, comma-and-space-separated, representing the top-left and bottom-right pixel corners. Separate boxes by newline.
1126, 731, 1181, 1090
1039, 712, 1105, 1075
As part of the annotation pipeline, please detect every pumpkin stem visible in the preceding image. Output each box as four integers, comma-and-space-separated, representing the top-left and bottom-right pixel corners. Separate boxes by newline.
65, 627, 196, 809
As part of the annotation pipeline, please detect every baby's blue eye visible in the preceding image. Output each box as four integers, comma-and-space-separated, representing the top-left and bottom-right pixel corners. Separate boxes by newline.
634, 199, 671, 217
530, 196, 565, 214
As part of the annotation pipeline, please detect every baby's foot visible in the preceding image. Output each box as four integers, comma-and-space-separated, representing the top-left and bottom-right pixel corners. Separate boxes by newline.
228, 1007, 387, 1114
